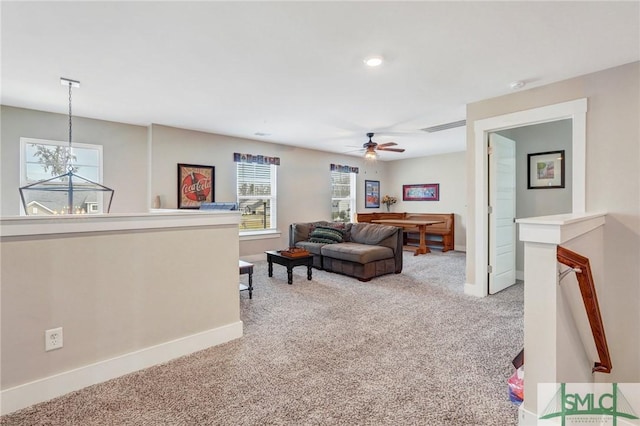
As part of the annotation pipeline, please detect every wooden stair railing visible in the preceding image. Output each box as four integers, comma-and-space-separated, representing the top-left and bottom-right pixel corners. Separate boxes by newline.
557, 246, 612, 374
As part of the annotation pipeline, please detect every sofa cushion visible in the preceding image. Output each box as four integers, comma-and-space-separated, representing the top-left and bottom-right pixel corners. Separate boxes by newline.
291, 222, 315, 243
321, 242, 393, 265
294, 241, 325, 255
309, 226, 344, 244
350, 223, 399, 245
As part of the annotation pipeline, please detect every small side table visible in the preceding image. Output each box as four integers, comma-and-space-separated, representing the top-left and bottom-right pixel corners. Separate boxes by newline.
239, 260, 254, 299
265, 250, 313, 285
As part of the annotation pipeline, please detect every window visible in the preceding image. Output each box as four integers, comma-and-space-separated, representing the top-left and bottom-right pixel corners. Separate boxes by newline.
237, 162, 277, 232
20, 137, 104, 215
331, 171, 356, 222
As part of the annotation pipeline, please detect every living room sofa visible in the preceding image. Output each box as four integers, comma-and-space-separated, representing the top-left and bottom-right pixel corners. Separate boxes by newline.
288, 221, 403, 281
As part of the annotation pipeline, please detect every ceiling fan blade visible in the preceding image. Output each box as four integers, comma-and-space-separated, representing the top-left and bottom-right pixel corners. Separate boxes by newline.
377, 147, 405, 153
377, 142, 397, 148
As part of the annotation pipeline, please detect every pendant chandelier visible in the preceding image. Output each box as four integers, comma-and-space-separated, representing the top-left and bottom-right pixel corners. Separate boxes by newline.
19, 78, 114, 215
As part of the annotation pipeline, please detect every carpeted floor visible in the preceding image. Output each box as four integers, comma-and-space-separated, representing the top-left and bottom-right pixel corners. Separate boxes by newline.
1, 251, 524, 425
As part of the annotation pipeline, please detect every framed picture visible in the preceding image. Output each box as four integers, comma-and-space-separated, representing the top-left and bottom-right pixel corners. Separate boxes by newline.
365, 180, 380, 208
402, 183, 439, 201
177, 163, 215, 209
527, 150, 565, 189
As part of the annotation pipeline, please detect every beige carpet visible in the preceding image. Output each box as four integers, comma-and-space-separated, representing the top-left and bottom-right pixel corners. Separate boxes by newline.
1, 251, 524, 425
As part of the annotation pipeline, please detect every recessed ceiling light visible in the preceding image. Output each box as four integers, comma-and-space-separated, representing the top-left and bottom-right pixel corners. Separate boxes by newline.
254, 132, 271, 137
364, 56, 384, 67
510, 80, 525, 90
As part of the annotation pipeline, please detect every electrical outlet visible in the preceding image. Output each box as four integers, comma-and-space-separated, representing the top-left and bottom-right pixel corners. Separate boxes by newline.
45, 327, 63, 351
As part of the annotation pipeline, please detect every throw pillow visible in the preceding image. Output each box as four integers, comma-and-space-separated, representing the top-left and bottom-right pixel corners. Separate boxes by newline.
309, 226, 344, 244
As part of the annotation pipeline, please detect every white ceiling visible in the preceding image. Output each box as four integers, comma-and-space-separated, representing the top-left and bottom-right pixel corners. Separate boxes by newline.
2, 1, 639, 160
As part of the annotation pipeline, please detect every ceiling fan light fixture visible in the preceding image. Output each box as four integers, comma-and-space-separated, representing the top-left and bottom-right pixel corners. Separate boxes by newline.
363, 55, 384, 67
364, 148, 378, 160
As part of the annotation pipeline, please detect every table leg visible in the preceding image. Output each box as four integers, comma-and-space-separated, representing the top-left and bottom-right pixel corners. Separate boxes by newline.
248, 272, 253, 299
307, 264, 312, 281
287, 267, 293, 285
416, 225, 430, 255
268, 258, 273, 277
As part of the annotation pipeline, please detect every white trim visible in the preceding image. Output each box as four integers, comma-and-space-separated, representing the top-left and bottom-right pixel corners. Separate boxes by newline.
516, 270, 524, 281
0, 210, 240, 237
464, 282, 485, 297
518, 405, 538, 426
454, 244, 466, 252
517, 212, 606, 245
469, 98, 588, 298
239, 229, 282, 241
0, 322, 243, 416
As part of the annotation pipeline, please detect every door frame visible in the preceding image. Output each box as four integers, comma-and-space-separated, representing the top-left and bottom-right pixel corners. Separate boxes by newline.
466, 98, 587, 298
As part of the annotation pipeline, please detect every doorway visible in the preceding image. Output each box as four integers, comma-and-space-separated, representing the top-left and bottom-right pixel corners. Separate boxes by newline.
488, 120, 573, 294
466, 98, 587, 298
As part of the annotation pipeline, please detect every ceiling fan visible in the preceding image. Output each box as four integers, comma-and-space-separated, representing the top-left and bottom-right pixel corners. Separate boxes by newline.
362, 132, 405, 159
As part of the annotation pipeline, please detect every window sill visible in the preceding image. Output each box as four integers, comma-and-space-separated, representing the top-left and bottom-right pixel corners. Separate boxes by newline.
239, 229, 282, 241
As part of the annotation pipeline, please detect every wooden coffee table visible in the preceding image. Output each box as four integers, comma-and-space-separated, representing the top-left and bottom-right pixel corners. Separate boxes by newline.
265, 250, 313, 285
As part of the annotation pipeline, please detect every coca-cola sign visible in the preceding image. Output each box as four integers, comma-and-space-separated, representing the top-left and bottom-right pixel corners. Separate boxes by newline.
177, 163, 215, 209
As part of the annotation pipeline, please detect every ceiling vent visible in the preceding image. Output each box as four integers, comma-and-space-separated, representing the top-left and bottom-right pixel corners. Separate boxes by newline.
421, 119, 466, 133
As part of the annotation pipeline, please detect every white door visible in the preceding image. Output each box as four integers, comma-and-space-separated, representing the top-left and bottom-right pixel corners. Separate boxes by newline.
489, 133, 516, 294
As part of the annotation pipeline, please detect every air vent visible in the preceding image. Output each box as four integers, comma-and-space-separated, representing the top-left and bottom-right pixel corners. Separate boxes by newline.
421, 119, 466, 133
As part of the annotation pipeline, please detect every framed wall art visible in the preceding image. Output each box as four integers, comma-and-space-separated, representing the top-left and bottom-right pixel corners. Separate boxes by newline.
527, 150, 565, 189
365, 180, 380, 208
177, 163, 215, 209
402, 183, 439, 201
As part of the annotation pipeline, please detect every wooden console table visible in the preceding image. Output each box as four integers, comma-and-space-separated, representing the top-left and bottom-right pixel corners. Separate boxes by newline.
372, 219, 444, 255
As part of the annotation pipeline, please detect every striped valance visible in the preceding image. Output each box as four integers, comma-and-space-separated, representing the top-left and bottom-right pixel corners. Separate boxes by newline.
234, 152, 280, 166
330, 163, 359, 174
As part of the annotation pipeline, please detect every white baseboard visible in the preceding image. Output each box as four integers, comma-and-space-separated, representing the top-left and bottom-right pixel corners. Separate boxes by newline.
516, 270, 524, 281
464, 282, 487, 298
518, 405, 537, 425
454, 245, 466, 252
1, 321, 243, 416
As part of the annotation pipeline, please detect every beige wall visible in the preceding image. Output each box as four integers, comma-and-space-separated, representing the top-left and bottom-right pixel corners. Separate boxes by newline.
0, 106, 149, 216
149, 124, 389, 256
386, 151, 467, 250
467, 61, 640, 383
1, 107, 466, 258
1, 222, 240, 390
148, 125, 467, 257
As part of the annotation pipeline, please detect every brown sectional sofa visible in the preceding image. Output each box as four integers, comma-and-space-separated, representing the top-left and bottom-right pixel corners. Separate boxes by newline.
288, 221, 403, 281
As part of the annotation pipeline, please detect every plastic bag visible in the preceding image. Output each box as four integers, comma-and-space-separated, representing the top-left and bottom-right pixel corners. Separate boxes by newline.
508, 366, 524, 405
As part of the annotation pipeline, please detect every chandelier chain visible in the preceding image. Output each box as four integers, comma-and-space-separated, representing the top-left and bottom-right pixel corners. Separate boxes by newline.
68, 82, 72, 146
66, 82, 73, 171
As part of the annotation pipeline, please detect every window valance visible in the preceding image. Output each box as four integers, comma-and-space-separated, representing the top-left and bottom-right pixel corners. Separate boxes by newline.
330, 164, 359, 174
234, 152, 280, 166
